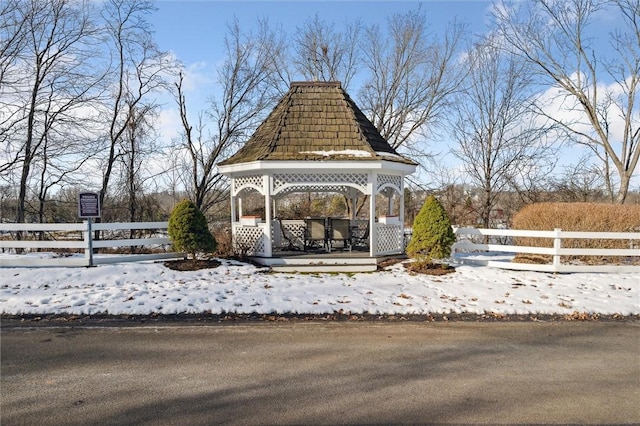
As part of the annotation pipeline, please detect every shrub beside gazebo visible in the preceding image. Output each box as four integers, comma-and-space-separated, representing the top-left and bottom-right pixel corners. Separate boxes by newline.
168, 199, 217, 259
405, 195, 456, 274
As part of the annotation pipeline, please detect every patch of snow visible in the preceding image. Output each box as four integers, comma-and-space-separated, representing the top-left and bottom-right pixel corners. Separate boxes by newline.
0, 254, 638, 316
376, 151, 406, 160
299, 149, 372, 157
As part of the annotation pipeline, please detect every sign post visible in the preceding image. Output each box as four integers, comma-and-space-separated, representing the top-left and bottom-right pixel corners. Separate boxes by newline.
78, 192, 101, 267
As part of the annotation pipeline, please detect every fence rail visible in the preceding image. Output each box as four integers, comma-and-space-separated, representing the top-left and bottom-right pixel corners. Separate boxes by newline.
0, 221, 184, 267
453, 227, 640, 273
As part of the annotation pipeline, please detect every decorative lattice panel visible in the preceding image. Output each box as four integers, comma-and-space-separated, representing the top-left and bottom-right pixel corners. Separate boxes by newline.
273, 173, 368, 194
235, 225, 266, 256
275, 185, 351, 196
272, 220, 306, 251
234, 175, 264, 195
376, 174, 402, 193
376, 224, 403, 255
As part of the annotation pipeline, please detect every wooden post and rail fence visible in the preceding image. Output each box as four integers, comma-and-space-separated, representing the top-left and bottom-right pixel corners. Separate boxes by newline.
451, 227, 639, 273
0, 222, 637, 272
0, 221, 183, 267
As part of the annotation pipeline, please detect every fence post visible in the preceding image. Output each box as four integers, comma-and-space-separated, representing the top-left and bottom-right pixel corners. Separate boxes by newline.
83, 219, 94, 267
553, 228, 562, 272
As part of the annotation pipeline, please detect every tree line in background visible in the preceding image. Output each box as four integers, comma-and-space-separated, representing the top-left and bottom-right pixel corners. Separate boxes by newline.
1, 0, 638, 229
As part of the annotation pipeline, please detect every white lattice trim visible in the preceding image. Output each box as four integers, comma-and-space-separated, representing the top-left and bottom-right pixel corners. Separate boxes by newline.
273, 173, 367, 194
234, 225, 267, 256
272, 220, 305, 250
375, 224, 403, 255
233, 175, 264, 196
376, 174, 402, 194
275, 185, 353, 196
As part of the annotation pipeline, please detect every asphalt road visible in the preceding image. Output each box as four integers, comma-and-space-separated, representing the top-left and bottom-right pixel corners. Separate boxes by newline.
2, 321, 639, 425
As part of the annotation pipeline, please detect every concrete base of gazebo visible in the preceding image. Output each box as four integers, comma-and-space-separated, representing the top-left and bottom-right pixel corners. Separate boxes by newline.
252, 252, 406, 273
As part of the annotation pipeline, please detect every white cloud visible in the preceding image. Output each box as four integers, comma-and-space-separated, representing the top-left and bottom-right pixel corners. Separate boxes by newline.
535, 72, 632, 145
156, 107, 183, 147
180, 61, 216, 93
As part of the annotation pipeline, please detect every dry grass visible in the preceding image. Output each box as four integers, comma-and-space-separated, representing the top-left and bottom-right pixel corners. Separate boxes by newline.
511, 202, 640, 265
211, 223, 234, 257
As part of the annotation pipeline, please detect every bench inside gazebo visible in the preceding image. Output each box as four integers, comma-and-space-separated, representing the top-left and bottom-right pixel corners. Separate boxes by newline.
218, 81, 417, 272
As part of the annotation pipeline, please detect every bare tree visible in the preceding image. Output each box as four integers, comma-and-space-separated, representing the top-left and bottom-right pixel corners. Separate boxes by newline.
32, 106, 93, 224
0, 0, 27, 87
494, 0, 640, 203
98, 0, 175, 214
119, 101, 156, 225
174, 74, 226, 215
0, 0, 28, 166
359, 7, 467, 156
174, 19, 286, 216
551, 155, 609, 202
2, 0, 103, 224
293, 15, 362, 89
451, 40, 555, 228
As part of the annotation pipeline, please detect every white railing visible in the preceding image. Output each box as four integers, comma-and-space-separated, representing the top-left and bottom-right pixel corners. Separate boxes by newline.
375, 223, 404, 256
233, 222, 269, 256
453, 227, 640, 273
0, 221, 184, 267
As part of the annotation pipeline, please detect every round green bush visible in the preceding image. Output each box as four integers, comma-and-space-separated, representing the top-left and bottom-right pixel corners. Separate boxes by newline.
168, 199, 217, 258
406, 195, 456, 260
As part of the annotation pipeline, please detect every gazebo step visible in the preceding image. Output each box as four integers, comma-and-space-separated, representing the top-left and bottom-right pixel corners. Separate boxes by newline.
271, 263, 378, 273
252, 255, 381, 273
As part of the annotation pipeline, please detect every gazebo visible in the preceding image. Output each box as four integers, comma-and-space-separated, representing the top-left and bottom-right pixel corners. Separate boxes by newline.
218, 81, 417, 271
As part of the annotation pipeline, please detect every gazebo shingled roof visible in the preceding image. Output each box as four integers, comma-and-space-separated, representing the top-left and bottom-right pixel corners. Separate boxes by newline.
219, 81, 417, 166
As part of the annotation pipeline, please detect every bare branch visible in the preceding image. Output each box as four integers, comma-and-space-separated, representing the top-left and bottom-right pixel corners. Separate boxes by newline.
359, 7, 467, 156
451, 40, 556, 227
494, 0, 640, 202
293, 15, 362, 89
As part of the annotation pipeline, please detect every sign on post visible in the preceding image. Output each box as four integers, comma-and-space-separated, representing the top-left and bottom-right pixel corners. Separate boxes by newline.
78, 192, 101, 219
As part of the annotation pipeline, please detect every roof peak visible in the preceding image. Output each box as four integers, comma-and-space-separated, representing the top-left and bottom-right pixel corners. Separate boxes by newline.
290, 81, 342, 88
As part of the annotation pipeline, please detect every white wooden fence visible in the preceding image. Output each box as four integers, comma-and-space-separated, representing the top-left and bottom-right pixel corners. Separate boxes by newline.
2, 222, 638, 273
453, 227, 640, 273
0, 221, 184, 267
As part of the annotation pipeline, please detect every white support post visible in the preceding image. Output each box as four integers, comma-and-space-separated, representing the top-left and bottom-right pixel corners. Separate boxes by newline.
230, 193, 237, 244
399, 177, 406, 250
230, 179, 237, 221
230, 195, 237, 223
553, 228, 562, 272
83, 219, 94, 267
369, 173, 377, 257
263, 175, 272, 257
350, 188, 357, 221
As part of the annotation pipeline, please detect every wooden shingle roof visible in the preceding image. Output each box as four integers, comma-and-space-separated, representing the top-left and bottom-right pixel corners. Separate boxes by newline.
218, 81, 417, 166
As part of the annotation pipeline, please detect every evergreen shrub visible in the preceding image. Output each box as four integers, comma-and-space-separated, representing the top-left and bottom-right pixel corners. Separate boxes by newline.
168, 199, 217, 258
406, 195, 456, 261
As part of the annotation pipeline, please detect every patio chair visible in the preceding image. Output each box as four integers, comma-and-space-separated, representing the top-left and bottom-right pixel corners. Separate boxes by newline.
350, 220, 370, 249
328, 218, 351, 252
277, 218, 302, 251
304, 217, 327, 251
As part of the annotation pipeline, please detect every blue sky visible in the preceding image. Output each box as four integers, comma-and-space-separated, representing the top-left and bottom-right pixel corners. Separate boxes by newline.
148, 0, 496, 165
149, 1, 493, 66
146, 1, 638, 189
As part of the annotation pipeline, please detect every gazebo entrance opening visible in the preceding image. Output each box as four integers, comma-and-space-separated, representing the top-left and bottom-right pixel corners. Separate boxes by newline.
229, 170, 406, 258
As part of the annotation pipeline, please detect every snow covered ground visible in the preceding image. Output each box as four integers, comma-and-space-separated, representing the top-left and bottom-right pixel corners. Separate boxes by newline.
1, 254, 638, 317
